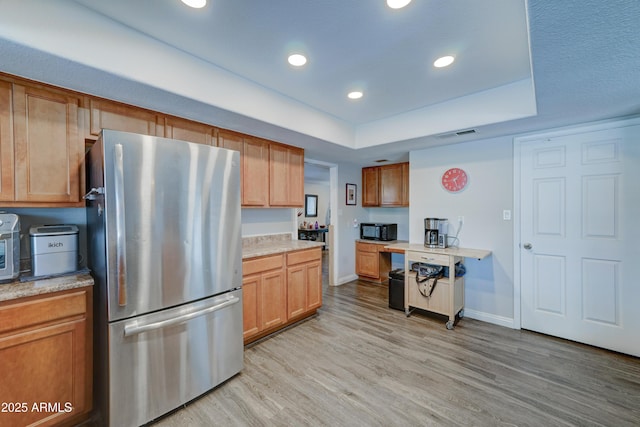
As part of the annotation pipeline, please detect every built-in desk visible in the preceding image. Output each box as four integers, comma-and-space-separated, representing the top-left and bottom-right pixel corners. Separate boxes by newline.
355, 239, 408, 283
384, 243, 491, 329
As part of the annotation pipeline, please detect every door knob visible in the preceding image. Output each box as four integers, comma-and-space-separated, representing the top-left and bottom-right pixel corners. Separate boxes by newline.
523, 243, 533, 250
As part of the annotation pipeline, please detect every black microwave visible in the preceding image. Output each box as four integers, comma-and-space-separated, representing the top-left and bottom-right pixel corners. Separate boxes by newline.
360, 223, 397, 241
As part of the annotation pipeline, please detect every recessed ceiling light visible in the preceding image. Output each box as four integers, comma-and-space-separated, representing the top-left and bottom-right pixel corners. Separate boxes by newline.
288, 54, 307, 67
387, 0, 412, 9
348, 91, 363, 100
434, 55, 455, 68
181, 0, 206, 8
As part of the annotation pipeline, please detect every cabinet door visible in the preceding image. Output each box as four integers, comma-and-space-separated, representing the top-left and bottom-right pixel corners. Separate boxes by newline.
243, 138, 269, 207
0, 81, 13, 201
287, 146, 304, 207
362, 167, 379, 207
161, 116, 215, 145
260, 269, 287, 330
306, 261, 322, 311
13, 85, 82, 203
242, 274, 261, 340
90, 99, 156, 137
287, 264, 307, 319
219, 131, 269, 207
402, 162, 409, 206
355, 245, 380, 278
0, 318, 89, 426
269, 143, 304, 207
379, 163, 404, 206
0, 288, 91, 427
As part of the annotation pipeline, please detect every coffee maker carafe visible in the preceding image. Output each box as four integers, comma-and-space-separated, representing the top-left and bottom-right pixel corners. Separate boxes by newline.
424, 218, 448, 248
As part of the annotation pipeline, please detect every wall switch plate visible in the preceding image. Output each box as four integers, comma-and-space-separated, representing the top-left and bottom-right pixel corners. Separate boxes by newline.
503, 210, 512, 220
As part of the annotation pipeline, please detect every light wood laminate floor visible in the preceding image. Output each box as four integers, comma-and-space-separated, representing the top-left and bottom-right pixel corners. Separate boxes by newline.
157, 268, 640, 426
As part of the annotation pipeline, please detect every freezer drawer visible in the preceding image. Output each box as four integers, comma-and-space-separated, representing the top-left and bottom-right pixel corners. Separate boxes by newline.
106, 289, 243, 427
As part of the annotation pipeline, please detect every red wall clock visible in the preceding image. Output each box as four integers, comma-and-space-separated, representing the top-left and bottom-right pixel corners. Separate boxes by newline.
441, 168, 468, 192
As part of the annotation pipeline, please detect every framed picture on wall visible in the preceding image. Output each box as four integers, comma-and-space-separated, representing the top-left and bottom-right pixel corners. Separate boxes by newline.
346, 183, 357, 205
305, 194, 318, 217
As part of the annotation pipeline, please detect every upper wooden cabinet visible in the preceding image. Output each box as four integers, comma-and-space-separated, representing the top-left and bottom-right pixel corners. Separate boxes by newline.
362, 162, 409, 207
89, 98, 156, 137
218, 130, 270, 207
158, 115, 216, 146
269, 143, 304, 207
0, 73, 305, 208
219, 131, 304, 208
2, 83, 83, 205
362, 167, 379, 207
0, 80, 13, 202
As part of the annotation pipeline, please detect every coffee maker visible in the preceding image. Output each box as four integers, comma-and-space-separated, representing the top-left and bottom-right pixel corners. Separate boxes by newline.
424, 218, 448, 248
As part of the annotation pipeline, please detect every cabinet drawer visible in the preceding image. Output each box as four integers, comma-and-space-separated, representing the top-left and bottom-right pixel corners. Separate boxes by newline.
356, 242, 381, 253
287, 248, 321, 265
0, 289, 88, 334
243, 254, 284, 276
407, 251, 449, 266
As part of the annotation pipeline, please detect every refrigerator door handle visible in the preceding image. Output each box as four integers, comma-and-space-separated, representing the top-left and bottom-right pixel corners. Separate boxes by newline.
123, 295, 240, 337
114, 143, 128, 307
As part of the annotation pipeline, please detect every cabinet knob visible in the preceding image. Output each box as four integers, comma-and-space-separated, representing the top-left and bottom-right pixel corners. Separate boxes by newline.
523, 243, 533, 250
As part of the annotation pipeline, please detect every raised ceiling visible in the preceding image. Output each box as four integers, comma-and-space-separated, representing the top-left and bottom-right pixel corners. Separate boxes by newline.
0, 1, 638, 165
71, 0, 532, 125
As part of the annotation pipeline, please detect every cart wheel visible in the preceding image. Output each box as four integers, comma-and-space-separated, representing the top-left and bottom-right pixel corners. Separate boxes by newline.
458, 309, 464, 319
446, 320, 455, 330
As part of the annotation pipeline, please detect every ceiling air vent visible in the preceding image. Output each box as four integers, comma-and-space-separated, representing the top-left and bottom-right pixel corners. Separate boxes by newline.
436, 129, 477, 139
374, 159, 388, 163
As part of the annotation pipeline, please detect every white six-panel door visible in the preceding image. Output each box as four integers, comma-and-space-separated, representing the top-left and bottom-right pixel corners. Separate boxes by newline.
519, 123, 640, 357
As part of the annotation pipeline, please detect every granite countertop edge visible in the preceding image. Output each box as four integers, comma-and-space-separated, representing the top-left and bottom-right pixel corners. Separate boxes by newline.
243, 240, 325, 259
0, 273, 94, 303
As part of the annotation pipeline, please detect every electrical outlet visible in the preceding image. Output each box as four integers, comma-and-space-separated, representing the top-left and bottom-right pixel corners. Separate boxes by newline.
503, 210, 512, 221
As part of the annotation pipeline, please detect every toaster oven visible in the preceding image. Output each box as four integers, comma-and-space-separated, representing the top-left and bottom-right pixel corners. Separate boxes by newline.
0, 212, 20, 282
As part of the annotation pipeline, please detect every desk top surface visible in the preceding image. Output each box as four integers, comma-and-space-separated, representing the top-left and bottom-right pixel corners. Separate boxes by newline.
383, 243, 491, 260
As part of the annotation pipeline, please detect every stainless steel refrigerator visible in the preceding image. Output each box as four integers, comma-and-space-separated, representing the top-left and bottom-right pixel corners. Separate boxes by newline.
85, 130, 243, 427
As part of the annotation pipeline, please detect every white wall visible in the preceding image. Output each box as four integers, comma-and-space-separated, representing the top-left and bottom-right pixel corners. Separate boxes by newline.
366, 207, 409, 241
409, 136, 515, 325
334, 163, 369, 284
241, 209, 294, 237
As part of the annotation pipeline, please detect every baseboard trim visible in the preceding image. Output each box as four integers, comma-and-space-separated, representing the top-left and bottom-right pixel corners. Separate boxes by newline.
463, 308, 516, 329
332, 274, 358, 286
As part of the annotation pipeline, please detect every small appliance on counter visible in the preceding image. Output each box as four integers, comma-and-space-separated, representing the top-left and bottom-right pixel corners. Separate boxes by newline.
30, 224, 79, 277
360, 223, 398, 241
424, 218, 448, 248
0, 212, 20, 282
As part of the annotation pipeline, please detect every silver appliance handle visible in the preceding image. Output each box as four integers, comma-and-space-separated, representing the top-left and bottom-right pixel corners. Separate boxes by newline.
114, 144, 127, 307
123, 296, 240, 337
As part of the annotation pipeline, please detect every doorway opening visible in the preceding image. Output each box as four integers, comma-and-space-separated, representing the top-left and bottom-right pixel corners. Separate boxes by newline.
301, 160, 338, 288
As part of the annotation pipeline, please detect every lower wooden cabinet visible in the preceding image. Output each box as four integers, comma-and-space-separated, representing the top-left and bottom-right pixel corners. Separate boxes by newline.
286, 248, 322, 320
0, 287, 93, 427
355, 241, 392, 283
242, 254, 286, 341
242, 248, 322, 344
